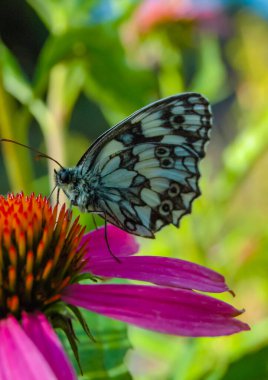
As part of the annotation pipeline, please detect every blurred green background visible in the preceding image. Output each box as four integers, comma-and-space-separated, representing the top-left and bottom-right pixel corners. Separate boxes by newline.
1, 1, 268, 379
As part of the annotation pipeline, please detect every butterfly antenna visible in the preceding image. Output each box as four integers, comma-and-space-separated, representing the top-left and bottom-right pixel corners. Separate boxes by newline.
104, 214, 121, 263
0, 138, 64, 169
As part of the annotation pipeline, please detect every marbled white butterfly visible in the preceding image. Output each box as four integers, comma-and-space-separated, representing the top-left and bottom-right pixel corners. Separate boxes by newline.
55, 92, 212, 237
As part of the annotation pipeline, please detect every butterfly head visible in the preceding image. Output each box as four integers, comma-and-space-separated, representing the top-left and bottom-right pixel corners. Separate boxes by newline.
54, 167, 81, 205
54, 167, 93, 211
54, 168, 72, 186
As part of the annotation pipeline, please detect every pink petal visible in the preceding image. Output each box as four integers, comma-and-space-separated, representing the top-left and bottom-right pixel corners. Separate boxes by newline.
0, 316, 58, 380
85, 255, 228, 293
63, 284, 250, 337
80, 225, 139, 260
22, 313, 76, 380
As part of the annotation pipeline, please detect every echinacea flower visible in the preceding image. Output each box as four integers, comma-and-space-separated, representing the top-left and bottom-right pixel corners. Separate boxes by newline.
0, 193, 249, 379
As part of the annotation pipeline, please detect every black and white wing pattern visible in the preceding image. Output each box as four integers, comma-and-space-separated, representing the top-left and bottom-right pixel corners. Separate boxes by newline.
77, 92, 212, 237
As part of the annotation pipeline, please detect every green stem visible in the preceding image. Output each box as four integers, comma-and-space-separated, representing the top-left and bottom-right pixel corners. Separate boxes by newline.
0, 69, 33, 192
46, 63, 67, 167
30, 64, 68, 203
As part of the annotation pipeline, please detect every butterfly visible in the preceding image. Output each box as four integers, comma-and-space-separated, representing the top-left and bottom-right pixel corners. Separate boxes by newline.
54, 93, 212, 238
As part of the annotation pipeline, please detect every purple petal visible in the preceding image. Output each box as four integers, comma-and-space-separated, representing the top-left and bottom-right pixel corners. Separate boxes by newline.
85, 255, 228, 293
80, 225, 139, 261
22, 313, 76, 380
0, 315, 58, 380
63, 284, 250, 337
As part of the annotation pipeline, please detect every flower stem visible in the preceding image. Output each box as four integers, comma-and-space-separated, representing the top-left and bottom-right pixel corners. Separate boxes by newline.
32, 63, 68, 204
0, 69, 33, 192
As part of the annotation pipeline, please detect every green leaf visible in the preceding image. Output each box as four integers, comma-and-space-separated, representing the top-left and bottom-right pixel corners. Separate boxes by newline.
33, 26, 154, 122
27, 0, 99, 33
60, 309, 132, 380
0, 41, 33, 104
221, 346, 268, 380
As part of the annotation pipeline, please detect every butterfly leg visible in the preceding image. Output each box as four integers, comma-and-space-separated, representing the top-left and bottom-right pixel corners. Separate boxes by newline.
48, 185, 59, 204
91, 214, 99, 230
104, 213, 121, 263
56, 188, 60, 205
66, 200, 74, 221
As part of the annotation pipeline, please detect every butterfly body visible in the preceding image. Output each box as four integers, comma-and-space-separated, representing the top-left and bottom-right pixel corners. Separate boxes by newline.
55, 93, 212, 238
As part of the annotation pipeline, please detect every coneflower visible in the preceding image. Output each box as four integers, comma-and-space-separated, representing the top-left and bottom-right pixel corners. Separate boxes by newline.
0, 193, 249, 379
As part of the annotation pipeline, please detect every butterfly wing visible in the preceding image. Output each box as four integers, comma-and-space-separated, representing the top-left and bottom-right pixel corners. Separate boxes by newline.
77, 93, 212, 237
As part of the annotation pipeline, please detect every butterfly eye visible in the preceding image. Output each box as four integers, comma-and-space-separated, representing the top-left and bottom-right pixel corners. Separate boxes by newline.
58, 170, 71, 184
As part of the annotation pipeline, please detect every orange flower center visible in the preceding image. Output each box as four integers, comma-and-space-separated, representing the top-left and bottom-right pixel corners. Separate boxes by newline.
0, 193, 86, 318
